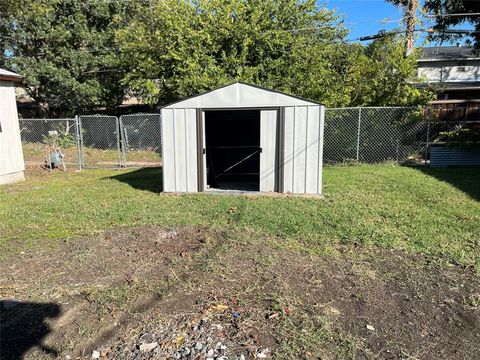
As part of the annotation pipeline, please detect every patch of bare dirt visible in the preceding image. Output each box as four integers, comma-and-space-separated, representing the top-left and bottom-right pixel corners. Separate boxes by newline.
1, 227, 479, 360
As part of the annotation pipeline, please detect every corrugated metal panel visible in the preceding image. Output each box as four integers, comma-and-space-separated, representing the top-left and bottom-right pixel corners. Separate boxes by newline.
430, 146, 480, 167
161, 85, 324, 195
161, 109, 175, 192
283, 105, 324, 195
161, 108, 198, 192
260, 110, 278, 192
0, 81, 24, 181
305, 106, 320, 194
283, 106, 295, 193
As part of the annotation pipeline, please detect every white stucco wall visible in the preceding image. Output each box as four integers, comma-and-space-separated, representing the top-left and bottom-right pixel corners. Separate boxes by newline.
0, 80, 25, 185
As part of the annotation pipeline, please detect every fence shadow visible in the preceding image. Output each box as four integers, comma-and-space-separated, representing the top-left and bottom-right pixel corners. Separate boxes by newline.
109, 167, 163, 193
0, 300, 61, 360
414, 166, 480, 201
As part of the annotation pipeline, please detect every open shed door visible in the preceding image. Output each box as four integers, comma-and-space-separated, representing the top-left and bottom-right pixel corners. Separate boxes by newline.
260, 110, 278, 192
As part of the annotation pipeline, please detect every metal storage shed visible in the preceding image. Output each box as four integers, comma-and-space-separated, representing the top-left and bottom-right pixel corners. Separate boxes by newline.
160, 82, 324, 195
0, 69, 24, 185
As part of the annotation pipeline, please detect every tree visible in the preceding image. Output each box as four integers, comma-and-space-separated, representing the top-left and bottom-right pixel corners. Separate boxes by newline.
0, 0, 134, 116
116, 0, 355, 106
117, 0, 430, 107
423, 0, 480, 47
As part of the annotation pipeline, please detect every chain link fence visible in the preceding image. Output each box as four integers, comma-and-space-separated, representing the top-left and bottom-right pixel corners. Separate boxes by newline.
79, 115, 122, 168
19, 118, 79, 167
324, 107, 429, 164
18, 108, 477, 170
19, 114, 162, 170
119, 114, 162, 167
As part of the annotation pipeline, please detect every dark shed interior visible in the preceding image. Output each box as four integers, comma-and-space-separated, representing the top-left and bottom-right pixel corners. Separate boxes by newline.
205, 110, 260, 191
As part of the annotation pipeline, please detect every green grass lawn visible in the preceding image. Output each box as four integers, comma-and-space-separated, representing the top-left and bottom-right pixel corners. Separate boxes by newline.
1, 164, 479, 270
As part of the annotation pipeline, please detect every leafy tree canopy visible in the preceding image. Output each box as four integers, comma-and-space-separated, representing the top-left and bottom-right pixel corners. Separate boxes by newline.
423, 0, 480, 47
0, 0, 133, 116
1, 0, 432, 115
118, 0, 431, 107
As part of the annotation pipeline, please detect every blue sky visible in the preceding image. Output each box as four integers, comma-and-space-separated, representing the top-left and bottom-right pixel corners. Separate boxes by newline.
322, 0, 465, 46
324, 0, 405, 40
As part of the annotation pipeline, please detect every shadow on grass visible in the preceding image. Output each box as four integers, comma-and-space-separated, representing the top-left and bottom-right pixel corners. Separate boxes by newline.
109, 167, 163, 193
415, 166, 480, 201
0, 300, 61, 360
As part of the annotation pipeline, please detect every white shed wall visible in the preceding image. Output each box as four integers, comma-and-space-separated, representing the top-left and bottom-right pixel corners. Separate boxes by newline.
161, 108, 198, 192
0, 81, 24, 185
283, 105, 323, 195
259, 109, 278, 192
161, 83, 324, 195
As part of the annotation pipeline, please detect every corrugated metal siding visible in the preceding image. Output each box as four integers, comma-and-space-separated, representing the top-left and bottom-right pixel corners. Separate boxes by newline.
430, 146, 480, 167
161, 108, 198, 192
0, 81, 24, 181
161, 83, 324, 195
259, 110, 278, 192
283, 105, 323, 195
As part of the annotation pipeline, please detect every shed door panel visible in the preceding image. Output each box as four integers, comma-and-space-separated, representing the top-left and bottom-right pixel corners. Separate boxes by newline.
260, 110, 278, 192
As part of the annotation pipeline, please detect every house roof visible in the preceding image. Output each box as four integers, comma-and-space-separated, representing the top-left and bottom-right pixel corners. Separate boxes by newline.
419, 46, 480, 62
0, 68, 22, 82
161, 82, 323, 109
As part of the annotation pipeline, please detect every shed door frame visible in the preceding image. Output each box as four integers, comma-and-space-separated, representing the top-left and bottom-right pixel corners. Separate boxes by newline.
196, 107, 285, 192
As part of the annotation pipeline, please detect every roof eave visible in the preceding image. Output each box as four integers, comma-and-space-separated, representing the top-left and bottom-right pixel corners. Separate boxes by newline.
0, 74, 22, 83
158, 81, 324, 110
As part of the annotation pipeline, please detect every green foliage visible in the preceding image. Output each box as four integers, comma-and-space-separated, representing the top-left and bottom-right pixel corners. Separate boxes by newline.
423, 0, 480, 47
1, 0, 433, 114
117, 0, 431, 107
41, 132, 76, 148
0, 0, 134, 116
435, 125, 480, 149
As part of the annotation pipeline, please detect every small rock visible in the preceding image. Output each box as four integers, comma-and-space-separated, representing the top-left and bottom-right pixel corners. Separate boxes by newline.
366, 324, 375, 331
91, 350, 100, 359
207, 349, 214, 357
195, 342, 203, 351
257, 349, 269, 358
238, 355, 245, 360
65, 356, 71, 360
139, 342, 158, 352
220, 344, 227, 350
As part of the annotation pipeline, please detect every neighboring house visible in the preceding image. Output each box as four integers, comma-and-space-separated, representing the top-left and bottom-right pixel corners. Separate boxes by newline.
418, 46, 480, 121
0, 69, 25, 185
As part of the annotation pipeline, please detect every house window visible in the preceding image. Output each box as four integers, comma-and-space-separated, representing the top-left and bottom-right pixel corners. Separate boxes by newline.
457, 62, 467, 72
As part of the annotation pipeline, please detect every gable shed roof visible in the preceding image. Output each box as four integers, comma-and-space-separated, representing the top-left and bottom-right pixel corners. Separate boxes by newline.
0, 68, 22, 82
161, 82, 322, 109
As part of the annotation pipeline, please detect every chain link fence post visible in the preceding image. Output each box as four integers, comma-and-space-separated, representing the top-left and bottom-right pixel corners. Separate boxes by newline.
118, 113, 162, 167
356, 108, 362, 161
74, 115, 82, 170
424, 121, 431, 166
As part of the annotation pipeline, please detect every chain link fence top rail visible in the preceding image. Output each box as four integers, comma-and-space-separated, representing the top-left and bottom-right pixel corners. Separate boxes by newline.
19, 118, 78, 166
119, 113, 162, 167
